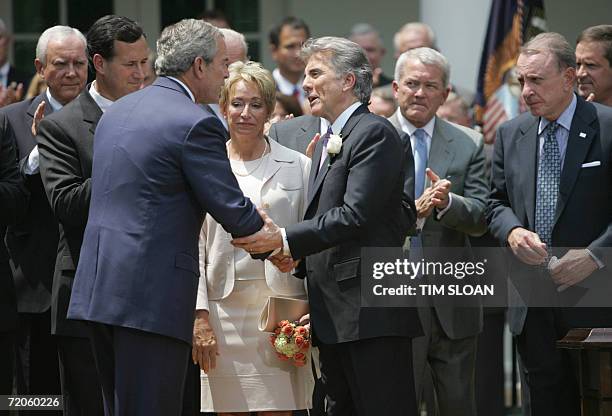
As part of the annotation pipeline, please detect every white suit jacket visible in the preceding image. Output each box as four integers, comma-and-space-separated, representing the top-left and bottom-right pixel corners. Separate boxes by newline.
196, 138, 310, 310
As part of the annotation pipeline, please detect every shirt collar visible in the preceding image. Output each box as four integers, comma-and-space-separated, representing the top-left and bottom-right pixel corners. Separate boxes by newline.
330, 102, 362, 135
46, 89, 64, 112
0, 62, 9, 83
538, 93, 577, 135
396, 108, 436, 138
89, 81, 114, 113
166, 76, 195, 102
207, 103, 228, 130
272, 68, 303, 95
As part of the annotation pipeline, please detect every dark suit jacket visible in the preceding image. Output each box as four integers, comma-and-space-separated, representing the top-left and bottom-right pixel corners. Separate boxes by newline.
487, 96, 612, 333
67, 77, 264, 344
389, 113, 487, 339
7, 65, 33, 92
37, 88, 102, 337
286, 104, 421, 344
0, 92, 57, 313
269, 115, 320, 155
0, 123, 28, 331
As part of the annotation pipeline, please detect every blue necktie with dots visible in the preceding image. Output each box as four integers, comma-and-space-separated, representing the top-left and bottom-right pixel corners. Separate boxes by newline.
535, 121, 561, 247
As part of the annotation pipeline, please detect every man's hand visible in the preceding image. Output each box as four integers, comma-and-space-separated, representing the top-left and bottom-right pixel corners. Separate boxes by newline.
416, 186, 436, 218
231, 208, 282, 254
268, 252, 299, 273
0, 82, 24, 108
31, 101, 46, 136
192, 310, 219, 373
426, 168, 451, 209
305, 132, 320, 159
586, 92, 595, 102
549, 249, 598, 288
507, 227, 548, 265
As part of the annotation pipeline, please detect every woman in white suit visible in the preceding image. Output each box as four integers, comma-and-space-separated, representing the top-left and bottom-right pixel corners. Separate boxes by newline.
193, 61, 312, 415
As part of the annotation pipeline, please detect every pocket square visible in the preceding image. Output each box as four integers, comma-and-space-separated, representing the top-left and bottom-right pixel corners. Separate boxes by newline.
581, 161, 601, 168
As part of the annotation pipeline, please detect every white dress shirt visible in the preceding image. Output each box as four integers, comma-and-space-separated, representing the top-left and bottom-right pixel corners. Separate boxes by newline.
273, 68, 305, 105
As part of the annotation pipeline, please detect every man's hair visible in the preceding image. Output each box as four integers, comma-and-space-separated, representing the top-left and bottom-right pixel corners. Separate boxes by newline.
301, 36, 372, 105
349, 23, 381, 41
220, 28, 247, 58
269, 17, 310, 48
394, 22, 436, 51
155, 19, 221, 77
219, 61, 276, 116
0, 18, 7, 36
577, 24, 612, 67
36, 25, 87, 65
521, 32, 576, 71
198, 9, 230, 27
87, 15, 145, 65
394, 47, 450, 87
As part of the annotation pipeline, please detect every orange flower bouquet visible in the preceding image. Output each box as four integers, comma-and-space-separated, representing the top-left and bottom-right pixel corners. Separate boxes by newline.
269, 320, 310, 367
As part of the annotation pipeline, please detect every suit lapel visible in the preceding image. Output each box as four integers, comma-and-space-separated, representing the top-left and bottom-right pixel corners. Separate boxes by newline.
307, 138, 327, 204
296, 116, 320, 154
554, 99, 596, 225
518, 117, 539, 229
26, 92, 51, 120
428, 119, 454, 182
261, 139, 287, 189
305, 104, 367, 210
81, 89, 104, 136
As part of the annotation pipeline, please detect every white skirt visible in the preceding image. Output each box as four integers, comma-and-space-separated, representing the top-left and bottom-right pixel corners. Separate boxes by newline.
200, 279, 314, 412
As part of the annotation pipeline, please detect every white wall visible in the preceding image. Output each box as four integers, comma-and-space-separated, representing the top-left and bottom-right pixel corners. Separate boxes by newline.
421, 0, 490, 94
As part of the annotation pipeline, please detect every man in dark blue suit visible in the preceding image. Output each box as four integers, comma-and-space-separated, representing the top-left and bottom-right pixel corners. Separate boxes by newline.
67, 19, 268, 416
234, 37, 420, 416
488, 32, 612, 416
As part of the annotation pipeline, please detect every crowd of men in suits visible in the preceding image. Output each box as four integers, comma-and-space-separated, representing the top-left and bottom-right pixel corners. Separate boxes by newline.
0, 10, 611, 416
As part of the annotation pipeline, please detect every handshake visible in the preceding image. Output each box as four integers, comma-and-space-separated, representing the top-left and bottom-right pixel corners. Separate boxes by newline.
232, 208, 299, 273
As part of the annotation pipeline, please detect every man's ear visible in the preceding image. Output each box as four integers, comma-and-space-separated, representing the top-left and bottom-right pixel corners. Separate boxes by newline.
563, 66, 577, 92
34, 59, 44, 78
92, 54, 105, 75
392, 80, 399, 97
342, 72, 356, 92
192, 56, 206, 79
270, 44, 278, 62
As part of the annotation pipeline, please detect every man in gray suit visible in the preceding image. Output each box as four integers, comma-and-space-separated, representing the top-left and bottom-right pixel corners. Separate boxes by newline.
268, 114, 326, 155
389, 47, 487, 415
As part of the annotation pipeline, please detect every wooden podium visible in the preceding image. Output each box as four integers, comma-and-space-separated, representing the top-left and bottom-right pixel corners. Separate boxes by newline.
557, 328, 612, 416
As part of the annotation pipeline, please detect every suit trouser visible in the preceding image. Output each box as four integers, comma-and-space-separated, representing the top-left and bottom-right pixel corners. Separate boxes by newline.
318, 336, 416, 416
475, 310, 505, 416
413, 307, 477, 416
56, 335, 104, 416
0, 331, 15, 416
88, 323, 190, 416
15, 311, 62, 416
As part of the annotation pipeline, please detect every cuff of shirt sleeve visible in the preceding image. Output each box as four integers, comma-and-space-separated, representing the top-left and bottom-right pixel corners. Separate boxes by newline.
281, 228, 292, 257
25, 145, 40, 175
585, 249, 605, 269
416, 217, 426, 232
435, 192, 453, 220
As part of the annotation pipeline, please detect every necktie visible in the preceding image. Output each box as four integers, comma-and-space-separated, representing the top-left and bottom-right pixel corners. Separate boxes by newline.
292, 86, 300, 100
413, 129, 428, 199
318, 125, 334, 172
535, 121, 561, 247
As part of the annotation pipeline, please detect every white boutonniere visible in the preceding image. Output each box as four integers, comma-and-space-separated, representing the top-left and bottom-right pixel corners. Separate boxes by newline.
327, 134, 343, 155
